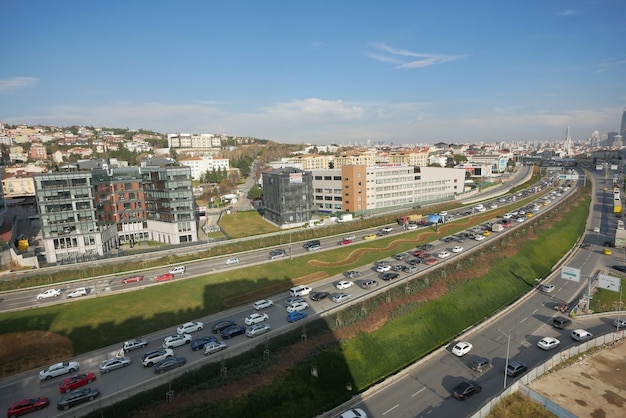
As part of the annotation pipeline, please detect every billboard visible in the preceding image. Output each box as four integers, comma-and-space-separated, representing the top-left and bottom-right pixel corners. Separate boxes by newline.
427, 214, 445, 224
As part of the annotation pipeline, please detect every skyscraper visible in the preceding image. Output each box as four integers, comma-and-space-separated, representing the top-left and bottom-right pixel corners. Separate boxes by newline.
621, 107, 626, 137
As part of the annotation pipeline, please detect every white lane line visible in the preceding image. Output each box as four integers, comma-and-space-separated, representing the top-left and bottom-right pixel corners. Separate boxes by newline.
383, 404, 400, 415
520, 317, 528, 323
412, 387, 426, 397
532, 309, 538, 314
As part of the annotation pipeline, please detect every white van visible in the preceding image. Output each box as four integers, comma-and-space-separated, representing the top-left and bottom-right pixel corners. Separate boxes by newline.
289, 285, 312, 297
169, 266, 186, 275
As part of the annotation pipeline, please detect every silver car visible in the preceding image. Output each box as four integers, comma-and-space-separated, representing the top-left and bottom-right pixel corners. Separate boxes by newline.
123, 338, 148, 352
246, 324, 271, 337
99, 356, 131, 373
203, 341, 227, 356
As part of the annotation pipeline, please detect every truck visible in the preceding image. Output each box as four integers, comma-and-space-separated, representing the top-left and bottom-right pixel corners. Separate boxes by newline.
398, 214, 422, 225
337, 213, 353, 223
491, 223, 504, 232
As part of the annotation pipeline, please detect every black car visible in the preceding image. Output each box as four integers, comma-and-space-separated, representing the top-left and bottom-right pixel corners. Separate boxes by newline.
611, 265, 626, 273
421, 244, 435, 250
382, 273, 400, 281
443, 236, 455, 243
310, 291, 329, 301
408, 259, 421, 266
221, 325, 247, 339
284, 296, 305, 306
391, 265, 404, 271
212, 320, 236, 334
190, 336, 217, 351
154, 357, 187, 374
506, 360, 528, 377
57, 388, 100, 410
451, 381, 481, 400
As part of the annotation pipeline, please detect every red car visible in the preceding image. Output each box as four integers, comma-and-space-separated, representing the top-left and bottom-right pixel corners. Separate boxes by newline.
424, 257, 439, 265
7, 397, 49, 417
413, 249, 426, 257
156, 273, 174, 282
121, 275, 144, 284
58, 372, 96, 393
339, 239, 352, 245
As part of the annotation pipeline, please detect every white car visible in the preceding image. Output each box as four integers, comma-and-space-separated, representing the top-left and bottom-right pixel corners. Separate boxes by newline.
336, 280, 354, 290
123, 338, 148, 352
253, 299, 274, 311
406, 223, 418, 230
225, 257, 239, 265
141, 349, 174, 366
246, 323, 271, 337
176, 321, 204, 334
99, 356, 131, 373
162, 334, 192, 349
502, 213, 512, 219
339, 408, 367, 418
376, 264, 392, 273
244, 312, 269, 325
537, 337, 560, 350
380, 227, 393, 234
331, 293, 352, 303
516, 217, 525, 223
571, 329, 593, 342
474, 235, 486, 241
286, 301, 309, 312
592, 227, 600, 233
452, 246, 463, 253
451, 341, 473, 357
344, 235, 356, 241
437, 251, 450, 259
66, 287, 87, 298
540, 284, 555, 293
203, 341, 227, 356
37, 289, 61, 300
39, 361, 80, 380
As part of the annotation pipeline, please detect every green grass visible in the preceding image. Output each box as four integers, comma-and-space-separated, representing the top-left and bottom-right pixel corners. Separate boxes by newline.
219, 210, 280, 238
590, 275, 626, 313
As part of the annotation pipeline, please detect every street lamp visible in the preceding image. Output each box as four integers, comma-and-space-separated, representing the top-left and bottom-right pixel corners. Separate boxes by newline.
497, 329, 511, 389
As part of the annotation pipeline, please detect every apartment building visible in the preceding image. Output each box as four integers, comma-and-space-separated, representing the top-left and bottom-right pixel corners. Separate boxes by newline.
168, 133, 222, 149
179, 156, 230, 181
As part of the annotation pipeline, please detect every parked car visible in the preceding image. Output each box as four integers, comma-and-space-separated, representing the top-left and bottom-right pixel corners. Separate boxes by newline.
286, 311, 307, 323
376, 264, 391, 273
123, 338, 148, 352
611, 265, 626, 273
437, 251, 451, 259
212, 320, 237, 334
331, 293, 352, 303
66, 287, 88, 298
244, 312, 269, 325
571, 329, 593, 342
424, 257, 439, 265
190, 336, 217, 351
203, 341, 227, 356
338, 408, 368, 418
220, 325, 247, 339
246, 323, 271, 337
225, 257, 240, 265
506, 360, 528, 377
99, 356, 131, 373
57, 372, 95, 393
36, 289, 61, 300
537, 337, 560, 351
121, 275, 144, 284
451, 381, 482, 400
336, 280, 353, 290
177, 321, 204, 334
253, 299, 274, 310
309, 291, 330, 301
403, 265, 418, 273
156, 273, 174, 282
469, 356, 491, 373
394, 253, 408, 260
344, 271, 362, 279
39, 361, 80, 381
7, 397, 49, 417
141, 349, 174, 367
360, 279, 378, 289
382, 272, 400, 281
286, 301, 309, 312
451, 341, 473, 357
154, 357, 186, 374
56, 388, 100, 411
162, 334, 192, 349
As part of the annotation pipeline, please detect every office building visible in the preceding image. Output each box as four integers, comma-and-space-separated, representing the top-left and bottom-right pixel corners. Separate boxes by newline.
262, 167, 314, 226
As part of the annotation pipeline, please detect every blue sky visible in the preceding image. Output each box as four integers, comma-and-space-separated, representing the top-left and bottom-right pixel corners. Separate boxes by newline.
2, 0, 625, 145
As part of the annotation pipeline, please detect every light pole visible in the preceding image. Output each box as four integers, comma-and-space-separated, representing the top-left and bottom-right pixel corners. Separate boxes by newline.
497, 329, 511, 389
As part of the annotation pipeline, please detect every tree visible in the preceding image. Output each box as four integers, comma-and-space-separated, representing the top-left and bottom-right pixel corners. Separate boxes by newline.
247, 185, 263, 199
453, 155, 468, 164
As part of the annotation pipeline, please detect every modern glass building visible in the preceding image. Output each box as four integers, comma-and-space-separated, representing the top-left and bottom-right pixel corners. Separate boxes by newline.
262, 167, 314, 226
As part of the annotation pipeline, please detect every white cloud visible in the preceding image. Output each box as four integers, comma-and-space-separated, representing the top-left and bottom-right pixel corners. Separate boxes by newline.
0, 77, 39, 92
596, 58, 626, 73
558, 9, 579, 17
367, 42, 467, 69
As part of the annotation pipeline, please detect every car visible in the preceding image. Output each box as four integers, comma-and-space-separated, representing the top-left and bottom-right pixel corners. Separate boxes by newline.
391, 264, 404, 271
360, 279, 378, 289
363, 234, 377, 240
540, 284, 555, 293
338, 408, 368, 418
246, 323, 271, 337
537, 337, 560, 351
36, 289, 61, 300
331, 293, 352, 303
380, 227, 393, 234
376, 264, 391, 273
203, 341, 227, 355
344, 235, 356, 241
123, 338, 148, 352
377, 260, 391, 266
506, 360, 528, 377
99, 356, 131, 373
169, 266, 186, 274
603, 248, 612, 255
611, 265, 626, 273
593, 226, 600, 233
121, 274, 144, 284
220, 325, 247, 339
552, 316, 572, 329
452, 246, 463, 253
416, 252, 431, 259
289, 285, 312, 297
571, 329, 593, 342
269, 249, 286, 260
451, 341, 473, 357
339, 239, 353, 245
253, 299, 274, 310
66, 287, 87, 298
286, 311, 308, 323
393, 253, 408, 260
424, 257, 439, 265
307, 244, 321, 252
56, 388, 100, 410
284, 296, 305, 306
403, 265, 418, 273
483, 230, 491, 236
177, 321, 204, 334
344, 270, 362, 279
39, 361, 80, 381
225, 257, 239, 265
154, 356, 186, 374
469, 356, 492, 373
57, 372, 95, 393
162, 334, 192, 348
141, 349, 174, 367
474, 234, 486, 241
408, 259, 421, 266
7, 397, 50, 417
437, 251, 450, 259
190, 336, 218, 351
413, 249, 426, 257
451, 380, 482, 400
244, 312, 269, 325
212, 320, 237, 333
613, 318, 626, 329
286, 301, 309, 312
382, 272, 400, 281
421, 244, 435, 250
406, 223, 418, 230
309, 291, 330, 301
336, 280, 354, 290
443, 236, 455, 243
156, 273, 174, 282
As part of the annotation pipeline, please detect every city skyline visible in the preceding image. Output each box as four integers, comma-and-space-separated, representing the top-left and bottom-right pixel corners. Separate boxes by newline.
2, 0, 625, 144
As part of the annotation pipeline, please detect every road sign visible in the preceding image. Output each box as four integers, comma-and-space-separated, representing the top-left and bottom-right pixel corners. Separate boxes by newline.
598, 274, 621, 292
561, 266, 581, 282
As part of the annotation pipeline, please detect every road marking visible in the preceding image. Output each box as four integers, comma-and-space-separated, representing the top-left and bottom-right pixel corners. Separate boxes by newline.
520, 317, 527, 323
532, 309, 538, 314
383, 404, 399, 415
412, 387, 426, 397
